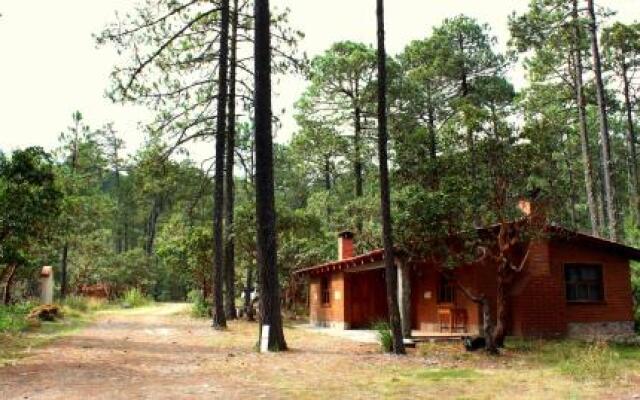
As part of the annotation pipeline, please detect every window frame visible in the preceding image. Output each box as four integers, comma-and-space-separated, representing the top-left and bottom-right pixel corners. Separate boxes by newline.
437, 275, 455, 304
564, 263, 605, 304
320, 276, 331, 307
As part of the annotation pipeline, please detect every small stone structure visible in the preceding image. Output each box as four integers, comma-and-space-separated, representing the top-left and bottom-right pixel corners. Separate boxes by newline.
567, 321, 635, 340
40, 266, 54, 304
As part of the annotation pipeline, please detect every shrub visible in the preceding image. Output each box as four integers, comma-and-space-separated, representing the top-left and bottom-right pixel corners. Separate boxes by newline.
187, 289, 209, 318
559, 341, 620, 381
121, 288, 151, 308
0, 301, 38, 333
63, 295, 106, 313
372, 321, 393, 353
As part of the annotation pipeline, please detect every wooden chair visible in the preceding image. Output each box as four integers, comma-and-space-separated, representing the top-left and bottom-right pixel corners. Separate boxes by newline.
437, 307, 453, 332
452, 308, 468, 333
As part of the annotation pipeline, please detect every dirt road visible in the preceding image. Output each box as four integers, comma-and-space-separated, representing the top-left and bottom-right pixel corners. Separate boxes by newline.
0, 303, 384, 400
1, 304, 233, 399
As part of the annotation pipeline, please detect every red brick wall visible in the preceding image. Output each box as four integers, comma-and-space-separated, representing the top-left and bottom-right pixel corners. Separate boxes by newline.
309, 272, 346, 327
510, 240, 634, 337
550, 241, 634, 324
411, 262, 481, 334
509, 241, 566, 337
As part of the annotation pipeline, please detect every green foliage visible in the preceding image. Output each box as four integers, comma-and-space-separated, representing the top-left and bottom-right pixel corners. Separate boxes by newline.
555, 341, 620, 382
0, 147, 62, 265
0, 301, 37, 333
120, 288, 151, 308
187, 290, 210, 318
372, 321, 393, 353
62, 295, 106, 313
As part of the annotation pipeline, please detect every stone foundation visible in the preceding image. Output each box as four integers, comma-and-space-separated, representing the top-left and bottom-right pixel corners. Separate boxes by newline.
567, 321, 635, 339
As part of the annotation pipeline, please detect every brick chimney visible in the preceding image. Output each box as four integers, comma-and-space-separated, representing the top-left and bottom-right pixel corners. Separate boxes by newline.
338, 231, 354, 260
517, 189, 546, 226
517, 199, 532, 216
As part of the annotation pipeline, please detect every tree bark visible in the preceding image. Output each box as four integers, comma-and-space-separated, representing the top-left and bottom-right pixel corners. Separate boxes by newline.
61, 244, 69, 299
493, 261, 508, 348
212, 0, 230, 330
244, 265, 254, 321
377, 0, 405, 355
254, 0, 287, 351
622, 62, 640, 225
3, 264, 17, 305
572, 0, 600, 237
587, 0, 619, 241
223, 0, 239, 321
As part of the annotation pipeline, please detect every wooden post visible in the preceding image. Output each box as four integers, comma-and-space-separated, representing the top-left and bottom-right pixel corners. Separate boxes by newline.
397, 261, 411, 338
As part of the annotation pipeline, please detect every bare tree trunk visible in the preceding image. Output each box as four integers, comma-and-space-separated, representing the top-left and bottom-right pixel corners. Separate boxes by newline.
254, 0, 287, 351
3, 264, 17, 305
354, 104, 364, 233
480, 297, 498, 354
426, 94, 438, 189
60, 244, 69, 299
454, 278, 498, 354
494, 262, 508, 348
622, 62, 640, 225
376, 0, 405, 355
587, 0, 619, 241
212, 0, 230, 330
572, 1, 600, 237
223, 0, 239, 321
244, 265, 254, 321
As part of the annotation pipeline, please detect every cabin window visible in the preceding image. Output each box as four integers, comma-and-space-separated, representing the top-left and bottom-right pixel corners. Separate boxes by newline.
565, 264, 604, 302
437, 276, 455, 303
321, 276, 331, 306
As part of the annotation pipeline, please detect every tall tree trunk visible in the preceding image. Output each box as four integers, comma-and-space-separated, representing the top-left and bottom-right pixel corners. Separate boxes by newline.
354, 104, 364, 233
572, 0, 600, 236
565, 153, 578, 228
493, 262, 508, 348
587, 0, 619, 241
223, 0, 239, 321
212, 0, 230, 330
61, 244, 69, 299
244, 265, 254, 321
622, 62, 640, 225
145, 197, 162, 256
3, 265, 17, 305
426, 93, 437, 189
376, 0, 405, 355
254, 0, 287, 351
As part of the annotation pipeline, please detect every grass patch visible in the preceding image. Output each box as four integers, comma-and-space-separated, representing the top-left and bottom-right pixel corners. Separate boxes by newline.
0, 301, 38, 334
505, 337, 640, 382
120, 288, 152, 308
187, 290, 209, 318
372, 320, 393, 353
0, 302, 95, 365
415, 368, 481, 381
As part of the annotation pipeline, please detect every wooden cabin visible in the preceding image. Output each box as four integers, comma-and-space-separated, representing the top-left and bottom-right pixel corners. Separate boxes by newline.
295, 228, 639, 340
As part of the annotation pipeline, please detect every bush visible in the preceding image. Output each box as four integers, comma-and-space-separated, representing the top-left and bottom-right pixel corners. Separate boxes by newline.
187, 289, 209, 318
0, 301, 38, 333
372, 321, 393, 353
557, 341, 620, 381
121, 288, 151, 308
535, 340, 622, 381
63, 295, 106, 313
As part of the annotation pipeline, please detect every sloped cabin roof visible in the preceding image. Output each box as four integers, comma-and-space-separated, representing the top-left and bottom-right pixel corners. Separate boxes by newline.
294, 225, 640, 276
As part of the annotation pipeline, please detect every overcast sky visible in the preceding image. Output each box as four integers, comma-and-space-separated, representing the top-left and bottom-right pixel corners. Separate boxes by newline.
0, 1, 638, 160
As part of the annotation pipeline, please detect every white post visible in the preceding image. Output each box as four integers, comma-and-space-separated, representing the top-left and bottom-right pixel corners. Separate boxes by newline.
260, 325, 270, 353
40, 266, 54, 304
